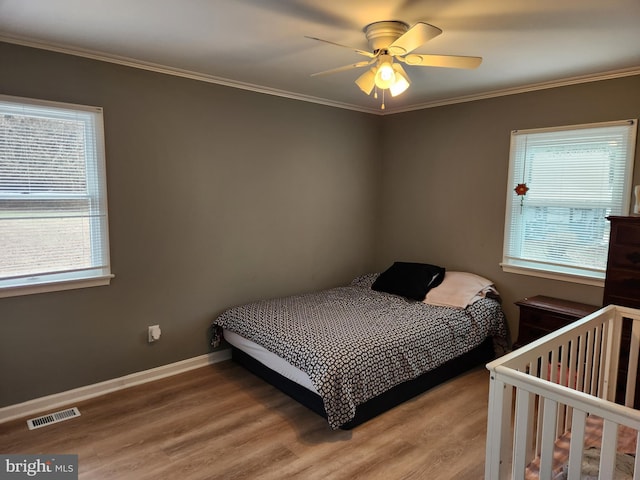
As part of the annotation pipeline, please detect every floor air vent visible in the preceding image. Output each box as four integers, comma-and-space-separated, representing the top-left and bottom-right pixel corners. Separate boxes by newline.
27, 407, 81, 430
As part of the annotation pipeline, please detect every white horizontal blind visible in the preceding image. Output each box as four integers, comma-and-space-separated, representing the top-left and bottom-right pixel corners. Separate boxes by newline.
502, 120, 637, 282
0, 95, 111, 295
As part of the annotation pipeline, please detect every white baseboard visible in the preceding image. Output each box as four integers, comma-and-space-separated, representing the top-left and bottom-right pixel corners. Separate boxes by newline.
0, 349, 232, 424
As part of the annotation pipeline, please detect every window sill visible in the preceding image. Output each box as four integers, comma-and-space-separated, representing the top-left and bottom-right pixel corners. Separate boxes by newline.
0, 275, 114, 298
500, 264, 604, 288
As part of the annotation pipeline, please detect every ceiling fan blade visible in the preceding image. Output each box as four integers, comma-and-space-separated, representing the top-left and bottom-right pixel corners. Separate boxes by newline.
237, 0, 358, 29
310, 60, 374, 77
305, 36, 375, 58
387, 22, 442, 56
402, 54, 482, 69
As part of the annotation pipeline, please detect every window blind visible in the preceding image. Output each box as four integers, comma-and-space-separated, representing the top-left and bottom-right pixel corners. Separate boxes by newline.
502, 120, 637, 283
0, 95, 111, 296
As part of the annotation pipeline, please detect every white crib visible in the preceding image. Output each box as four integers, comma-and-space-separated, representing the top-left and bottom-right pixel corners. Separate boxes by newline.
485, 304, 640, 479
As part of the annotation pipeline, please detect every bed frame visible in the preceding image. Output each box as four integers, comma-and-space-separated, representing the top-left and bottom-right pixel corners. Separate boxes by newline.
232, 335, 495, 429
485, 304, 640, 479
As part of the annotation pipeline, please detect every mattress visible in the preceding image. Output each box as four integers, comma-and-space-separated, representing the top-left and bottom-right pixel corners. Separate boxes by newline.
223, 328, 318, 394
229, 332, 496, 429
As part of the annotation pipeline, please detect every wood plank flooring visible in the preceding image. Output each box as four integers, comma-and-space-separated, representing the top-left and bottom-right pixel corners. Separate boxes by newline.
0, 360, 491, 479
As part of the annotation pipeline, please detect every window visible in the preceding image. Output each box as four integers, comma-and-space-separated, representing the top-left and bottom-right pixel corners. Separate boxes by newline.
502, 120, 637, 285
0, 95, 112, 297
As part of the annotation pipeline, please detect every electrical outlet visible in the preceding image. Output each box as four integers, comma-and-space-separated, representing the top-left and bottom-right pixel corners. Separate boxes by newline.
148, 325, 161, 343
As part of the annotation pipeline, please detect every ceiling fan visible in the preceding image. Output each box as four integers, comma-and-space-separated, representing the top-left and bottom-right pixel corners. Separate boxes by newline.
306, 21, 482, 109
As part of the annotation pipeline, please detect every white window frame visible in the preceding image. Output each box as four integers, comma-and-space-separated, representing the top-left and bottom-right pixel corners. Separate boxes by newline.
501, 119, 637, 286
0, 94, 113, 298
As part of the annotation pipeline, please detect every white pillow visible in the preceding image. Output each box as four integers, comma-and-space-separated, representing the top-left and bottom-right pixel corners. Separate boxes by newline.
423, 271, 496, 308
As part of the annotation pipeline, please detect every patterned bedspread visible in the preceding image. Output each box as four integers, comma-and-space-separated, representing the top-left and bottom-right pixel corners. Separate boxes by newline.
214, 275, 507, 429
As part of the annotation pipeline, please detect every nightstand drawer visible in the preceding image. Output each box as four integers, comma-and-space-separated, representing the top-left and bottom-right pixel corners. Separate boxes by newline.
519, 309, 578, 331
517, 324, 554, 342
514, 295, 599, 348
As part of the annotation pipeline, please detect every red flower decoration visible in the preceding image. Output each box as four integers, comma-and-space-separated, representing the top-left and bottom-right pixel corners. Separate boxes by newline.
514, 183, 529, 196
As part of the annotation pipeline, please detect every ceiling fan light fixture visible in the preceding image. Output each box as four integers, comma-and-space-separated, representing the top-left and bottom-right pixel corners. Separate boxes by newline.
389, 64, 410, 97
307, 20, 481, 108
374, 55, 395, 89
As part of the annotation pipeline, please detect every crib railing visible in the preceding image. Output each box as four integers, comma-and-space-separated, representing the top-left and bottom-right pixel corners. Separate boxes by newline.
485, 304, 640, 479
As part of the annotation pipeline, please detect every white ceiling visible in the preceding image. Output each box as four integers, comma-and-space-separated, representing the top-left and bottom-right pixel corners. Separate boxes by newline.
1, 0, 640, 115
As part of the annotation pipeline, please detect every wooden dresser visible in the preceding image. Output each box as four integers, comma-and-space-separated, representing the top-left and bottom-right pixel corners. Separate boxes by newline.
603, 215, 640, 405
603, 216, 640, 308
512, 217, 640, 404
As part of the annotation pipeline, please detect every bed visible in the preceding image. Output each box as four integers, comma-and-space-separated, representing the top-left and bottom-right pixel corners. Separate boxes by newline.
213, 262, 508, 429
485, 304, 640, 479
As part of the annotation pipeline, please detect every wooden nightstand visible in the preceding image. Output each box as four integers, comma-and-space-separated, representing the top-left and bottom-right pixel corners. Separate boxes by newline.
514, 295, 599, 349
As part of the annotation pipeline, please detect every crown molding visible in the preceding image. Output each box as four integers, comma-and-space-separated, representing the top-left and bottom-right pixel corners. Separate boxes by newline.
384, 66, 640, 115
2, 34, 639, 116
0, 34, 381, 115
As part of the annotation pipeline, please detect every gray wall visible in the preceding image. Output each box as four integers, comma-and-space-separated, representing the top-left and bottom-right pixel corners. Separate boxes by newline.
377, 75, 640, 332
1, 40, 639, 408
0, 42, 381, 407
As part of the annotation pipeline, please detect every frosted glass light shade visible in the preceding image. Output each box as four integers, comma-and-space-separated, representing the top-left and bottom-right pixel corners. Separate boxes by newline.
390, 64, 410, 97
374, 56, 395, 89
355, 68, 376, 95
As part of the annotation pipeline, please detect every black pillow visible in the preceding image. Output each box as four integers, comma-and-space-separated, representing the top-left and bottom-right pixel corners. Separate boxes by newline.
372, 262, 445, 300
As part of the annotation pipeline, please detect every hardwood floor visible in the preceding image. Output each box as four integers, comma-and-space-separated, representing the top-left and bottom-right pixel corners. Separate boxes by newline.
0, 360, 491, 479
